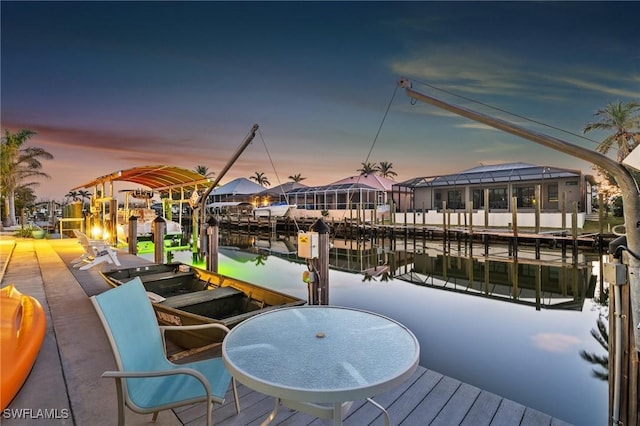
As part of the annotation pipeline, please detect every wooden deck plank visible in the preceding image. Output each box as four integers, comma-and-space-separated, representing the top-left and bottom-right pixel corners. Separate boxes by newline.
341, 368, 428, 425
521, 407, 553, 426
491, 398, 527, 426
383, 369, 444, 424
172, 365, 575, 425
430, 382, 482, 426
400, 375, 462, 424
460, 390, 503, 426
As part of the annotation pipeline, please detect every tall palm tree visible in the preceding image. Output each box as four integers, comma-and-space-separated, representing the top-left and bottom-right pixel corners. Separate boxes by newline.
78, 189, 92, 212
66, 190, 80, 202
377, 161, 397, 179
288, 173, 306, 183
583, 101, 640, 162
1, 129, 53, 226
250, 172, 270, 187
194, 165, 215, 179
356, 162, 379, 176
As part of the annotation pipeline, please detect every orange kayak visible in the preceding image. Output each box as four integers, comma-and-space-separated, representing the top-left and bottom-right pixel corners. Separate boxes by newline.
0, 285, 46, 410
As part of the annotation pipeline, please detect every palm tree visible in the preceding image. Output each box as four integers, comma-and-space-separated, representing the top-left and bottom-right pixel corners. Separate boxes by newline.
66, 190, 80, 202
250, 172, 270, 187
194, 165, 215, 179
78, 189, 92, 212
288, 173, 306, 183
356, 162, 379, 176
583, 101, 640, 162
377, 161, 397, 179
1, 129, 53, 226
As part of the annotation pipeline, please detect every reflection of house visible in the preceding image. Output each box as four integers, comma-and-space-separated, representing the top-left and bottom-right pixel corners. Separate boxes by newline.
394, 163, 591, 212
395, 250, 594, 311
284, 175, 395, 215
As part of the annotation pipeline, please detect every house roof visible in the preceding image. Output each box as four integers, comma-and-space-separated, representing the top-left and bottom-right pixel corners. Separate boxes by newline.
72, 165, 211, 193
209, 177, 265, 196
394, 162, 582, 188
256, 182, 308, 197
329, 174, 396, 191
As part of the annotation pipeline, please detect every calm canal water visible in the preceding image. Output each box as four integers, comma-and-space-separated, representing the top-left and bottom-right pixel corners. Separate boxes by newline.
161, 232, 608, 425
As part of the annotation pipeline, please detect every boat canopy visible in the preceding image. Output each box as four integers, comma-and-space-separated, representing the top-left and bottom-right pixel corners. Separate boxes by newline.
71, 165, 211, 193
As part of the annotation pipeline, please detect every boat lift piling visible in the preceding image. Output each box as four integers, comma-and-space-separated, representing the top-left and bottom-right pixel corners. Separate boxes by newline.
153, 216, 166, 264
206, 217, 219, 273
128, 215, 138, 255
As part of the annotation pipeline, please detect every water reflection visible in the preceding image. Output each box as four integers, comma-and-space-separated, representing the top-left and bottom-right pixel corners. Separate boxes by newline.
580, 316, 610, 381
163, 230, 609, 424
223, 231, 598, 312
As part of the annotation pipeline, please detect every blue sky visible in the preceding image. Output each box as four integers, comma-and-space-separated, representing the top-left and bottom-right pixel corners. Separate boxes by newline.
2, 1, 639, 200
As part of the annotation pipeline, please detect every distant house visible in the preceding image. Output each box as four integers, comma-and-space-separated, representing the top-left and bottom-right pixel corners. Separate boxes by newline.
253, 182, 308, 207
285, 175, 395, 215
391, 163, 594, 228
205, 177, 265, 214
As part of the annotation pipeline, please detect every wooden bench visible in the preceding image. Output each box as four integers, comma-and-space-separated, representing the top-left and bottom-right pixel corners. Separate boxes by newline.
138, 270, 195, 283
161, 287, 243, 309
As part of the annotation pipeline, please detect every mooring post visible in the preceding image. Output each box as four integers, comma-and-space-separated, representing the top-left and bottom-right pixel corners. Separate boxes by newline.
311, 218, 331, 305
128, 215, 138, 255
572, 202, 578, 262
512, 196, 518, 260
206, 216, 219, 272
153, 216, 166, 264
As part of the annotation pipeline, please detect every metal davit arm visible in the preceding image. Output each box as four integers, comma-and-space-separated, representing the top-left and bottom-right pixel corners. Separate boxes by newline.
397, 77, 640, 350
196, 124, 259, 260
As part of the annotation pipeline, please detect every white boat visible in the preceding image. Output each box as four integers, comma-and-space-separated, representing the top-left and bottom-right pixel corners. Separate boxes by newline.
253, 202, 296, 218
254, 238, 297, 254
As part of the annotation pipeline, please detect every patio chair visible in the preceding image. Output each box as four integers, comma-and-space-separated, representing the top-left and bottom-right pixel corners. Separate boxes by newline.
71, 229, 121, 270
90, 277, 240, 426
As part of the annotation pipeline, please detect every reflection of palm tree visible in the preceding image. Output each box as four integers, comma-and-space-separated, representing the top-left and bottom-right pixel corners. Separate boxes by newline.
362, 273, 374, 282
253, 253, 268, 266
579, 316, 609, 381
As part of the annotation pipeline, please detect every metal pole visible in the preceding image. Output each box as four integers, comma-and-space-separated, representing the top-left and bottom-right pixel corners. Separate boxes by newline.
197, 124, 258, 257
399, 77, 640, 350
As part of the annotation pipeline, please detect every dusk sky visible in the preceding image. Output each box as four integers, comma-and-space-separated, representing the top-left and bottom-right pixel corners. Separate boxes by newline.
2, 1, 639, 201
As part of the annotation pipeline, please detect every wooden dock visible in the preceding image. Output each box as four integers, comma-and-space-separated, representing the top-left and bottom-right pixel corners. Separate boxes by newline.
213, 215, 610, 252
0, 237, 572, 425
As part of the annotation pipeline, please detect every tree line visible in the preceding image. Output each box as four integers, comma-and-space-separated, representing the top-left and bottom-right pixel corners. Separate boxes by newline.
2, 101, 639, 227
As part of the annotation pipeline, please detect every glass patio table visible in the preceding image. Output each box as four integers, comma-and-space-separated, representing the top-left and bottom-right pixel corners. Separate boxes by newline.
222, 305, 420, 425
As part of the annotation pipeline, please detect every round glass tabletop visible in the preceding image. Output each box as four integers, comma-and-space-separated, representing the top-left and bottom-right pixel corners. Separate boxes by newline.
222, 305, 420, 403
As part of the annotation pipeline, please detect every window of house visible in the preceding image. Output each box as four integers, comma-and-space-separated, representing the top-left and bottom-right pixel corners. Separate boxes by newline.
447, 190, 463, 209
547, 184, 558, 203
513, 186, 536, 208
472, 189, 484, 208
